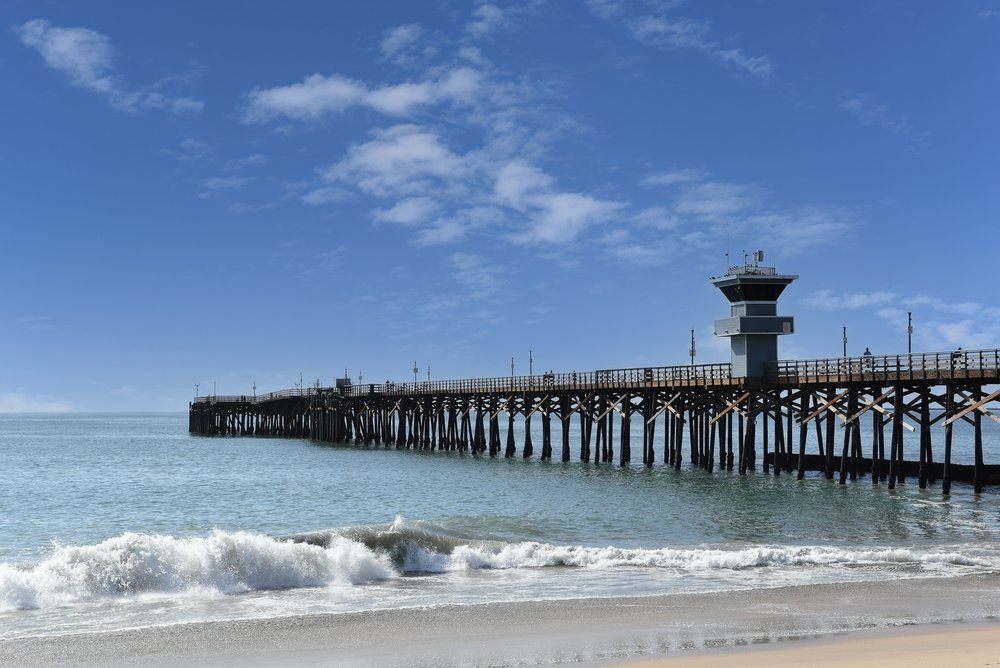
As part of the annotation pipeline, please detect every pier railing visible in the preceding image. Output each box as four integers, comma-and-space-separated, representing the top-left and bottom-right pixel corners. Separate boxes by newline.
767, 348, 1000, 384
191, 363, 733, 404
191, 349, 1000, 405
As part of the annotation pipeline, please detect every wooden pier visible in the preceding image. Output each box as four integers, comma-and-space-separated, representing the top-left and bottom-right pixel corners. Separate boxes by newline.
190, 349, 1000, 494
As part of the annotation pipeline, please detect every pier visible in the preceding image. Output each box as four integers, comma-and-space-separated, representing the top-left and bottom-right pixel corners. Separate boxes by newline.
189, 260, 1000, 494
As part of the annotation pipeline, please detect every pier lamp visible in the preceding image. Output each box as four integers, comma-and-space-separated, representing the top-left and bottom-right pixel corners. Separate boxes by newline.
252, 383, 256, 398
908, 312, 913, 353
689, 329, 696, 365
427, 365, 431, 381
529, 349, 533, 377
413, 362, 418, 383
843, 325, 847, 357
511, 356, 515, 378
195, 383, 200, 398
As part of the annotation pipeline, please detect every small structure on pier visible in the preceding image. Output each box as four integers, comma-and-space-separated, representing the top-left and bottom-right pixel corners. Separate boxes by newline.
712, 251, 797, 379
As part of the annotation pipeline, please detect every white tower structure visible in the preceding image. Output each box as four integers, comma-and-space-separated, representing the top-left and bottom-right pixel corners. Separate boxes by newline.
711, 251, 797, 379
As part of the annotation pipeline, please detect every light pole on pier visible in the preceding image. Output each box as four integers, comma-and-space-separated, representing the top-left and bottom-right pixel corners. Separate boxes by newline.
413, 362, 418, 383
427, 365, 431, 381
842, 325, 847, 357
252, 383, 256, 398
195, 383, 200, 398
529, 349, 533, 377
511, 356, 515, 378
689, 329, 696, 365
213, 380, 216, 397
908, 311, 913, 354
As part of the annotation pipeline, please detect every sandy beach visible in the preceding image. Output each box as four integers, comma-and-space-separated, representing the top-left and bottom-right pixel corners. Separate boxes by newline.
624, 624, 1000, 667
3, 574, 998, 667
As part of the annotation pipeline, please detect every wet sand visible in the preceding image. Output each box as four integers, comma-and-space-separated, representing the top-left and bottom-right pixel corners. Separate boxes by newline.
2, 574, 998, 666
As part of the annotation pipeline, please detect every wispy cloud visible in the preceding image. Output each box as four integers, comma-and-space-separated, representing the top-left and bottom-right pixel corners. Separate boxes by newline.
381, 23, 423, 64
841, 93, 928, 152
373, 196, 441, 226
615, 169, 853, 263
593, 9, 772, 78
806, 289, 1000, 351
199, 176, 255, 199
805, 289, 896, 310
177, 137, 210, 161
0, 393, 73, 413
225, 154, 268, 171
465, 4, 510, 38
202, 176, 255, 190
17, 19, 203, 115
641, 168, 709, 186
243, 67, 481, 123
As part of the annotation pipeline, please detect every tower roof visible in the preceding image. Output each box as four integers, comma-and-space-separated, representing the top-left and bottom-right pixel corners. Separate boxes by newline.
710, 263, 798, 303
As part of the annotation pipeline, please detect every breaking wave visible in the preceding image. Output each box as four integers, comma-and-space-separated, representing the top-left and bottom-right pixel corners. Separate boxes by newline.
3, 517, 996, 611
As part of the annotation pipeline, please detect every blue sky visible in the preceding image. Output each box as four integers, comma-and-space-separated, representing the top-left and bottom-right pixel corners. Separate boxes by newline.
2, 1, 999, 411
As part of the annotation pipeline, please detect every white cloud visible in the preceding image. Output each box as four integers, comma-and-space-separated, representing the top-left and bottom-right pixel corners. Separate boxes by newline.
18, 19, 115, 94
226, 154, 268, 171
373, 196, 441, 225
450, 252, 505, 294
841, 94, 927, 152
381, 23, 422, 62
243, 67, 482, 123
586, 0, 624, 20
301, 186, 353, 205
810, 290, 1000, 352
674, 181, 761, 219
743, 208, 852, 253
516, 192, 624, 244
322, 125, 466, 198
805, 289, 896, 310
244, 74, 366, 122
0, 393, 73, 413
613, 12, 771, 77
366, 82, 437, 115
630, 16, 711, 49
17, 19, 203, 114
178, 137, 210, 161
631, 206, 680, 230
466, 4, 508, 38
715, 48, 772, 78
201, 176, 254, 190
415, 218, 469, 246
494, 160, 554, 209
642, 168, 709, 186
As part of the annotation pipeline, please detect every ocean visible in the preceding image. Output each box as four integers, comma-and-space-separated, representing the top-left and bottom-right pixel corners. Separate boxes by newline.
2, 412, 999, 658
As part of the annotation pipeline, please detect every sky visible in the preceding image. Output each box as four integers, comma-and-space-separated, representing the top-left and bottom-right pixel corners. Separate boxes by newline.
2, 1, 999, 412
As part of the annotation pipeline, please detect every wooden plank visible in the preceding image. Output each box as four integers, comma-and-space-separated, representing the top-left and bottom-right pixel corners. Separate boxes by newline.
841, 389, 894, 426
799, 389, 850, 424
710, 391, 751, 424
646, 392, 682, 424
596, 394, 627, 422
946, 387, 1000, 426
869, 401, 916, 432
525, 395, 550, 418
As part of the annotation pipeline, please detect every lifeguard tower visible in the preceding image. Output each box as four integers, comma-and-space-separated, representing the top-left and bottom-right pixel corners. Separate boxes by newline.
711, 251, 797, 379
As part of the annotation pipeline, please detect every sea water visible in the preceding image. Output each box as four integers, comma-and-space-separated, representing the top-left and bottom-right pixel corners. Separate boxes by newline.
2, 412, 999, 641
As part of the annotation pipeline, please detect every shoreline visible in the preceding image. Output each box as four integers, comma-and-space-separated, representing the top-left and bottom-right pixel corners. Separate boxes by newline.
618, 622, 1000, 667
2, 573, 999, 666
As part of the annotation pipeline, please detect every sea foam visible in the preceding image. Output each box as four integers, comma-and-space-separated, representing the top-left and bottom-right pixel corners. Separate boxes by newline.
0, 530, 393, 611
2, 523, 996, 611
